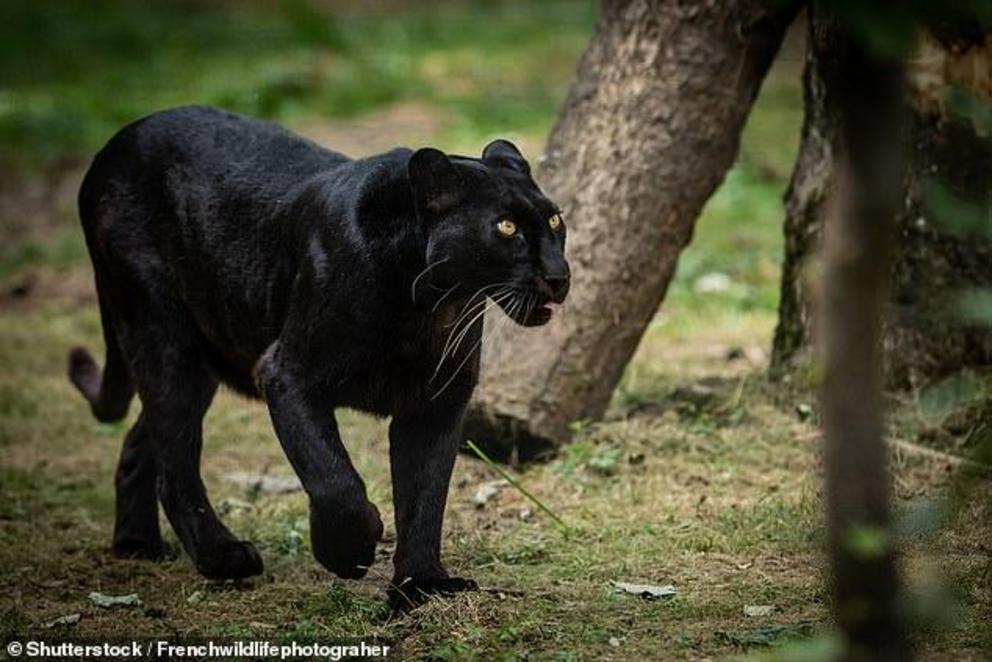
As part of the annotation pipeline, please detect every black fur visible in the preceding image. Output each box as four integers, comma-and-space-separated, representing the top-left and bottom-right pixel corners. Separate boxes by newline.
67, 106, 569, 605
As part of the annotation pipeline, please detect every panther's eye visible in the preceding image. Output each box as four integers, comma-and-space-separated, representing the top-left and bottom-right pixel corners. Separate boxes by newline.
549, 213, 563, 231
496, 219, 517, 237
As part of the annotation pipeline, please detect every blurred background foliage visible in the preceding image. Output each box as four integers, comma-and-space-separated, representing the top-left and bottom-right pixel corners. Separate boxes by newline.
0, 0, 595, 168
0, 0, 803, 320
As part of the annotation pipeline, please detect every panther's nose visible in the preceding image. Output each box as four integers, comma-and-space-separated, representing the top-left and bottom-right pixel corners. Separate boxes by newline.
538, 271, 570, 302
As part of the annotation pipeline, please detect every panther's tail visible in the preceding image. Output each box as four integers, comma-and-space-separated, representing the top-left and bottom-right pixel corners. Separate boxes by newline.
67, 301, 135, 423
68, 155, 135, 423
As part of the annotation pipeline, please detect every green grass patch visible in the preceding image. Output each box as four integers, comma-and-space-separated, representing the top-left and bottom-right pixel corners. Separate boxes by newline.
0, 0, 596, 171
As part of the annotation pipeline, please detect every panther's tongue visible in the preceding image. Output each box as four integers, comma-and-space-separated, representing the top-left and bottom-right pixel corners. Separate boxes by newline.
543, 301, 561, 315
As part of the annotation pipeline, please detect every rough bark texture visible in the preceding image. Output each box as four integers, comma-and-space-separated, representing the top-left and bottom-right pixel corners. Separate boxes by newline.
814, 7, 910, 659
466, 0, 801, 460
772, 20, 992, 387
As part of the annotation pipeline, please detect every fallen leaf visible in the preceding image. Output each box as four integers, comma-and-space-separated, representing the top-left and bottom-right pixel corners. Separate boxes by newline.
186, 590, 205, 605
88, 592, 141, 608
612, 581, 677, 600
45, 613, 81, 628
223, 472, 302, 494
744, 605, 775, 617
716, 622, 815, 647
472, 480, 506, 508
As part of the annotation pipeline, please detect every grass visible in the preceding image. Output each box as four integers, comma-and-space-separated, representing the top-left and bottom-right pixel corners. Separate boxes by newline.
0, 304, 830, 658
466, 440, 570, 533
1, 1, 990, 660
1, 304, 986, 658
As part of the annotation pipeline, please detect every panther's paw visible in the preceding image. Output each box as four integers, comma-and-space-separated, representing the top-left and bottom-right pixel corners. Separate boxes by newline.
195, 539, 264, 580
311, 500, 383, 579
387, 575, 479, 611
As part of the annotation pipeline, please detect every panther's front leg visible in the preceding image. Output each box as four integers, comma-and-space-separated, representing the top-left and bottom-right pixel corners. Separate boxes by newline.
256, 345, 383, 579
387, 405, 478, 609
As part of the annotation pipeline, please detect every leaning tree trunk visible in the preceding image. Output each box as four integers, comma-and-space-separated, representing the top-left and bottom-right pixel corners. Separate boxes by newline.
466, 0, 801, 460
772, 17, 992, 387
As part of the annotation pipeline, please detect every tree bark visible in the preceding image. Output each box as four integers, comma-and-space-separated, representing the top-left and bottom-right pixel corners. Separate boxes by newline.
814, 6, 909, 658
772, 17, 992, 387
466, 0, 801, 460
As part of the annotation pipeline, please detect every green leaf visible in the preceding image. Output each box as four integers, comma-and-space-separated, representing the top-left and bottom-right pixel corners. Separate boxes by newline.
587, 447, 622, 476
918, 370, 987, 423
946, 86, 992, 138
844, 524, 891, 560
924, 180, 991, 239
956, 288, 992, 326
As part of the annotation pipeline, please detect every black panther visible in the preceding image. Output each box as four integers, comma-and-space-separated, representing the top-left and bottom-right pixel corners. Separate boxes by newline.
67, 106, 569, 606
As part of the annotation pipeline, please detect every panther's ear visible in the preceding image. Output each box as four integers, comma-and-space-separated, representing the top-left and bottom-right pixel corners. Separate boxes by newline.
482, 139, 530, 175
408, 148, 464, 217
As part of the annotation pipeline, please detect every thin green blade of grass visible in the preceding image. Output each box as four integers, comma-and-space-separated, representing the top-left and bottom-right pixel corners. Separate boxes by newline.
465, 439, 570, 533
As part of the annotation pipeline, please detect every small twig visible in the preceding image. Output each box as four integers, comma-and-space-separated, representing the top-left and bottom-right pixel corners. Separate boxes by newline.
478, 587, 526, 597
465, 440, 570, 533
798, 431, 992, 475
730, 373, 748, 410
889, 438, 991, 475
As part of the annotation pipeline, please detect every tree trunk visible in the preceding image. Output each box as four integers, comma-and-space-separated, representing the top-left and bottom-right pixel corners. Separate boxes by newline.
814, 6, 909, 658
466, 0, 801, 460
772, 17, 992, 387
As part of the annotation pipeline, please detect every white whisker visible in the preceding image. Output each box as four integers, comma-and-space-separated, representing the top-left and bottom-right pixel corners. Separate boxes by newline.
439, 285, 510, 356
443, 283, 506, 329
430, 295, 509, 401
430, 286, 514, 386
447, 289, 514, 362
437, 290, 499, 366
525, 292, 537, 320
431, 283, 460, 313
410, 257, 450, 304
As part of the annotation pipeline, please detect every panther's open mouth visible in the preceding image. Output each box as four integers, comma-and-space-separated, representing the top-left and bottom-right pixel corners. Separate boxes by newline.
497, 290, 561, 327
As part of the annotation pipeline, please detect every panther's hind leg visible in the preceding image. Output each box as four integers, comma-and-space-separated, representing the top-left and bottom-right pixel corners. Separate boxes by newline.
69, 258, 158, 558
124, 309, 263, 580
112, 412, 167, 559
